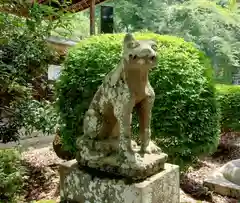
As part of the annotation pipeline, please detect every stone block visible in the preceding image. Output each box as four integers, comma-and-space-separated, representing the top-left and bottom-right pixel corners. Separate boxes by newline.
219, 159, 240, 186
59, 160, 180, 203
76, 147, 168, 181
204, 170, 240, 199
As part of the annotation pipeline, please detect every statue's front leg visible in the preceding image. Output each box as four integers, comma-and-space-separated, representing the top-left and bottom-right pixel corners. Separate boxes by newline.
138, 95, 161, 154
114, 98, 138, 162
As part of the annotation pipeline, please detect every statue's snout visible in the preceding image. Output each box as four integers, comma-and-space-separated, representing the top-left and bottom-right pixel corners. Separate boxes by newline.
139, 48, 156, 59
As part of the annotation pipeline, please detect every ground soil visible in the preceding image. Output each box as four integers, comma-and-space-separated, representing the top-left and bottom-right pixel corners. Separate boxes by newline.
180, 132, 240, 203
20, 132, 240, 203
21, 147, 62, 203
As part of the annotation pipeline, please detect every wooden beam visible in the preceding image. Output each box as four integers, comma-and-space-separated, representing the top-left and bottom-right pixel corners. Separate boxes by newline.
90, 0, 96, 35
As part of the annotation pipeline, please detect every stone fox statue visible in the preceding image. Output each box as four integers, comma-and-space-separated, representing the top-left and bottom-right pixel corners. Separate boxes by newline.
82, 33, 160, 160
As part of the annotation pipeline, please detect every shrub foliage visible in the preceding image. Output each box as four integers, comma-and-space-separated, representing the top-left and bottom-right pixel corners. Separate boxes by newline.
0, 1, 72, 142
0, 148, 25, 202
55, 33, 220, 165
216, 84, 240, 132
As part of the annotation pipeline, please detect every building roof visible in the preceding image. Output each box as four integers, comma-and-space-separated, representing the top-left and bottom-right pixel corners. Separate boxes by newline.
38, 0, 109, 12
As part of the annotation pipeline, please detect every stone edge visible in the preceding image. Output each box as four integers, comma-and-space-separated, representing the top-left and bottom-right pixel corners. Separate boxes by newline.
59, 159, 179, 185
203, 171, 240, 199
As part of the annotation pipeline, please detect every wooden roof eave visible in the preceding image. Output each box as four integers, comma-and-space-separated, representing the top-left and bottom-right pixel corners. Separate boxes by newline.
67, 0, 108, 13
0, 0, 108, 19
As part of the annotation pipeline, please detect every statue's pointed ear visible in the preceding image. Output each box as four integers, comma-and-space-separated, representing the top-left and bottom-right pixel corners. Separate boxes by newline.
124, 33, 135, 43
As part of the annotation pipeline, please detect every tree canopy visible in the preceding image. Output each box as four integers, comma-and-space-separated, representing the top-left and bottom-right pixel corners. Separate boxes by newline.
113, 0, 240, 83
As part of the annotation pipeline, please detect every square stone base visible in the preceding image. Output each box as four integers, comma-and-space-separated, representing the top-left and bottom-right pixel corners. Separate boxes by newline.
59, 160, 180, 203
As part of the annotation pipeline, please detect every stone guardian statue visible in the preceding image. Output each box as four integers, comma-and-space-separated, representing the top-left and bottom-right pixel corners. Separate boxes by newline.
76, 33, 167, 180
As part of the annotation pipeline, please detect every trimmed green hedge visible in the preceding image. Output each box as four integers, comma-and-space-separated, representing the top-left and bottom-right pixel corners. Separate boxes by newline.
216, 84, 240, 132
55, 32, 220, 166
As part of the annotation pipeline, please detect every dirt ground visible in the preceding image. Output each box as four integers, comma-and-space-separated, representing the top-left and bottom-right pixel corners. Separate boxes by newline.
21, 147, 62, 202
180, 132, 240, 203
20, 133, 240, 203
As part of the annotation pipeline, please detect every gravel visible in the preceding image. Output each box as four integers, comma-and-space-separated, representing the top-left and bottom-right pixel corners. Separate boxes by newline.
20, 133, 240, 202
21, 147, 62, 202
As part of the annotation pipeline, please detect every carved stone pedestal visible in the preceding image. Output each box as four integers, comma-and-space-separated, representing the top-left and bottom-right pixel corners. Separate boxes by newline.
59, 160, 180, 203
76, 138, 168, 181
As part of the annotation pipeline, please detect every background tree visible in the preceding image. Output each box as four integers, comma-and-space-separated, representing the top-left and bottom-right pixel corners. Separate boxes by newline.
0, 0, 71, 142
114, 0, 240, 83
157, 0, 240, 83
113, 0, 168, 32
52, 11, 90, 40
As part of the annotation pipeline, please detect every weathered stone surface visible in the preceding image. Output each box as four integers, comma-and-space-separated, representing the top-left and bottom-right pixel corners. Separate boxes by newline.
76, 137, 167, 180
219, 159, 240, 186
76, 33, 167, 179
204, 161, 240, 199
76, 143, 167, 180
59, 159, 180, 203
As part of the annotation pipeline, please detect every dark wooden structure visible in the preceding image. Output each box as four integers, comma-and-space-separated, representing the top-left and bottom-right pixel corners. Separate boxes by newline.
100, 5, 114, 33
0, 0, 109, 35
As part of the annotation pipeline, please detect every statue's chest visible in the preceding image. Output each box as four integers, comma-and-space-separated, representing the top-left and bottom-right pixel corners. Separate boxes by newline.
112, 79, 149, 106
126, 79, 149, 104
99, 79, 131, 105
98, 74, 153, 110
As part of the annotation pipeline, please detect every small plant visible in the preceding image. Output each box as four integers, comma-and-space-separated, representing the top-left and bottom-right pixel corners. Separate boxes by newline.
0, 148, 25, 202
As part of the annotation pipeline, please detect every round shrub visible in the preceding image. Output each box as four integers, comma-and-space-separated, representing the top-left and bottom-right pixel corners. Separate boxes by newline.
0, 148, 25, 202
216, 84, 240, 132
55, 32, 220, 166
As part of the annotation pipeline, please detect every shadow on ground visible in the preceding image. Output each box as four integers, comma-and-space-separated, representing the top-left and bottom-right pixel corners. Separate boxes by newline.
180, 173, 213, 202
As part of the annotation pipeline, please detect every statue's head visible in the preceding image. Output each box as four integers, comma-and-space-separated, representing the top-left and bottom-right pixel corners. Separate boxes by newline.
122, 33, 158, 70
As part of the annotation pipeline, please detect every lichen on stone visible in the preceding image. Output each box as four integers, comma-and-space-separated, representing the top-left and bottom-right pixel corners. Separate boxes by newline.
76, 33, 167, 179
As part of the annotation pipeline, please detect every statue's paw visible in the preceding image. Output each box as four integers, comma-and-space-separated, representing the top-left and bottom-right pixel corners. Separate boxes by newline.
141, 141, 161, 154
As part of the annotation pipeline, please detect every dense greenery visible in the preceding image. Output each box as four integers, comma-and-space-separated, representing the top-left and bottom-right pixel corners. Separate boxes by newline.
113, 0, 240, 83
157, 0, 240, 83
0, 148, 25, 202
216, 84, 240, 132
50, 0, 240, 84
52, 11, 90, 40
0, 1, 70, 142
56, 33, 220, 166
113, 0, 166, 32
